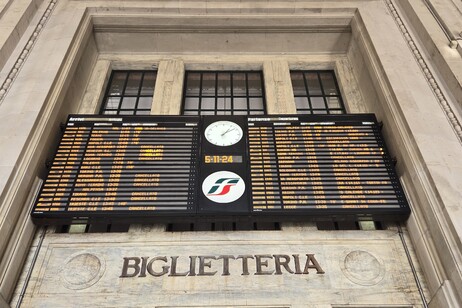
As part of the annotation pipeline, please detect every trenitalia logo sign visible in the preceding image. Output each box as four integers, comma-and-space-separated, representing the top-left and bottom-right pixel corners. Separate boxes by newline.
207, 178, 240, 196
202, 171, 245, 203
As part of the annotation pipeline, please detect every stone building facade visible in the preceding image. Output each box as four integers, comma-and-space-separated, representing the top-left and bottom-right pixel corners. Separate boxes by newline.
0, 0, 461, 307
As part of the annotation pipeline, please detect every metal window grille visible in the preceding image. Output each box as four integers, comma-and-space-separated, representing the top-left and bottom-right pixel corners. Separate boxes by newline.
182, 71, 266, 115
100, 70, 157, 115
290, 70, 346, 114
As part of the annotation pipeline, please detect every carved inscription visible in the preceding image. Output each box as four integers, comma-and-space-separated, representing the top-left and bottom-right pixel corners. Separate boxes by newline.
120, 254, 324, 278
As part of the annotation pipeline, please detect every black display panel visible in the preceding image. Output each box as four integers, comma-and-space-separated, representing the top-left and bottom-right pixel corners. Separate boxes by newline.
247, 114, 409, 219
32, 115, 199, 223
31, 114, 410, 224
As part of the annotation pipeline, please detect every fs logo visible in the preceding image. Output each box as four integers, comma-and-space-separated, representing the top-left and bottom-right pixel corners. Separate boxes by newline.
206, 178, 240, 196
202, 171, 245, 203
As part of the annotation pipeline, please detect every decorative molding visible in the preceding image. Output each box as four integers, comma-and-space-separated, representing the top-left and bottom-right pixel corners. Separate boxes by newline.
0, 0, 58, 104
61, 252, 106, 290
93, 25, 352, 34
340, 250, 385, 286
383, 0, 462, 144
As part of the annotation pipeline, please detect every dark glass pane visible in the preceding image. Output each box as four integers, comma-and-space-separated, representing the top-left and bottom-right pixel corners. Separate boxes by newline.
217, 110, 232, 115
250, 110, 265, 115
217, 97, 231, 110
135, 110, 151, 115
201, 73, 216, 96
320, 72, 338, 95
108, 72, 127, 96
105, 97, 120, 110
119, 110, 135, 115
201, 97, 215, 109
140, 72, 156, 96
326, 96, 341, 109
201, 110, 215, 115
137, 96, 152, 109
184, 97, 199, 110
217, 73, 231, 96
234, 97, 247, 109
186, 73, 201, 96
291, 72, 307, 96
120, 97, 137, 109
295, 97, 309, 109
311, 97, 326, 109
125, 72, 142, 95
217, 98, 224, 110
249, 97, 263, 110
183, 110, 197, 115
232, 73, 246, 96
247, 73, 262, 96
305, 73, 322, 95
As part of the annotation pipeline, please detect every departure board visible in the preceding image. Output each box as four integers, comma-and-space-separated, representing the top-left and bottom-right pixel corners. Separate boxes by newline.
32, 114, 410, 224
32, 116, 199, 223
248, 115, 409, 217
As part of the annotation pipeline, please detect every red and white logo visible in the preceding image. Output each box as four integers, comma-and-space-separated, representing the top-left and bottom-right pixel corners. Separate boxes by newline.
202, 171, 245, 203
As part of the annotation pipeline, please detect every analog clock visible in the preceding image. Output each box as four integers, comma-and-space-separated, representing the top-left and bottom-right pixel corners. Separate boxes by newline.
204, 120, 243, 146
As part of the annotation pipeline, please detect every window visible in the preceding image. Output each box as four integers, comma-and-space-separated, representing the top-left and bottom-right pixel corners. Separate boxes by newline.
182, 71, 266, 115
290, 70, 345, 114
100, 70, 157, 115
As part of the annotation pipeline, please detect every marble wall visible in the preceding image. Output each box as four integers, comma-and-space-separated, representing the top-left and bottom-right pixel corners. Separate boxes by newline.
16, 228, 425, 307
0, 0, 461, 307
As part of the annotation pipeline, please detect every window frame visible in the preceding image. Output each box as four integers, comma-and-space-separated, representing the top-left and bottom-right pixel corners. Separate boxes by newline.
99, 70, 157, 115
181, 70, 267, 116
290, 70, 346, 115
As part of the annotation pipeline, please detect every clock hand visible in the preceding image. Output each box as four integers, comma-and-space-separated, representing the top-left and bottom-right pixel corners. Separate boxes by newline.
221, 127, 236, 136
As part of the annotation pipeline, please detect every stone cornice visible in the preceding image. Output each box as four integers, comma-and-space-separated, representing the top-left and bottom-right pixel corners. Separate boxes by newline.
0, 0, 58, 104
384, 0, 462, 144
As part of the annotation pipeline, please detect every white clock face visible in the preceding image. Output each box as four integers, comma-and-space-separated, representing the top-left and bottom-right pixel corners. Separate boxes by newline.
204, 121, 243, 146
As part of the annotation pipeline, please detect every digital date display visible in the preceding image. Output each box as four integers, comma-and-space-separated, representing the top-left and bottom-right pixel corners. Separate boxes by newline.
204, 155, 243, 164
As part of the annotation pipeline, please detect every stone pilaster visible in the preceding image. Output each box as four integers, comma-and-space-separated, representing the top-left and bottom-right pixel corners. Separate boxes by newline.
263, 60, 296, 115
151, 59, 185, 115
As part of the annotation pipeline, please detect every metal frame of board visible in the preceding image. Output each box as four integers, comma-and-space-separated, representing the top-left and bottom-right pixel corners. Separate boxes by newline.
31, 114, 410, 225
